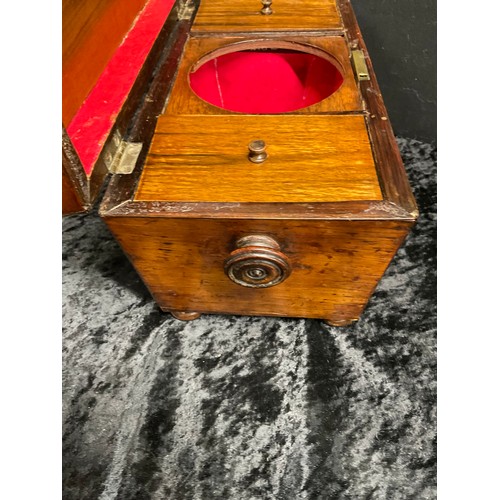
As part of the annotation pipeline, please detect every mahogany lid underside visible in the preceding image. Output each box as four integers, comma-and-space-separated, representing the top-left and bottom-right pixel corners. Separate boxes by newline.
62, 0, 150, 128
64, 0, 176, 177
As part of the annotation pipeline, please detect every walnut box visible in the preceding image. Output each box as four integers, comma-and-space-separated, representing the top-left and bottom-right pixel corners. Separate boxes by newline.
63, 0, 418, 325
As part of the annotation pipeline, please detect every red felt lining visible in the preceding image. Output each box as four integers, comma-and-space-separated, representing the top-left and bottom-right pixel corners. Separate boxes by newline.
189, 50, 344, 114
66, 0, 175, 175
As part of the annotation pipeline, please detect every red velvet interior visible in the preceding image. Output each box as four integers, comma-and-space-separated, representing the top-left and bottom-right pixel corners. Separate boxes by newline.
189, 50, 344, 114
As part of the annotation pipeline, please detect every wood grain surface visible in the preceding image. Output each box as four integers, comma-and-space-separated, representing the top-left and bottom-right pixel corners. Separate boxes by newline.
97, 0, 418, 325
165, 35, 363, 115
62, 122, 110, 215
62, 126, 87, 215
62, 0, 149, 126
62, 167, 84, 214
192, 0, 343, 34
337, 0, 418, 216
135, 115, 382, 203
103, 216, 411, 323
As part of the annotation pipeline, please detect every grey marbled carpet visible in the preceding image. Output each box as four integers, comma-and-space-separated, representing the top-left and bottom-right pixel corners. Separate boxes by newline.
62, 137, 436, 500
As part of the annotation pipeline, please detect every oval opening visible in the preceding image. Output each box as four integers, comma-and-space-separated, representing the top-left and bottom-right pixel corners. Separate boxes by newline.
189, 46, 344, 113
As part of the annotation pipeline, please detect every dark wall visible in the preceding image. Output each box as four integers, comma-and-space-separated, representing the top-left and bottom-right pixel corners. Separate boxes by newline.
351, 0, 436, 143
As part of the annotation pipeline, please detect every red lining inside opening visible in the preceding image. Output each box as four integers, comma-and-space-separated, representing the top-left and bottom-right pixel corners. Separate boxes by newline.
66, 0, 175, 176
189, 50, 344, 114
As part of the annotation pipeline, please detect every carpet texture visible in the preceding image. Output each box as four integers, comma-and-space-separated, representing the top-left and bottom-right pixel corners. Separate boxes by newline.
62, 137, 436, 500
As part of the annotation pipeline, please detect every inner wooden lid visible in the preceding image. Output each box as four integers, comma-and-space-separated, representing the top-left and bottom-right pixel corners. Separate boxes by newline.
192, 0, 343, 34
135, 115, 382, 203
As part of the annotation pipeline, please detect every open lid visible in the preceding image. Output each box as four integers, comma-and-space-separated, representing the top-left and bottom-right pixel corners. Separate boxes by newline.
62, 0, 178, 214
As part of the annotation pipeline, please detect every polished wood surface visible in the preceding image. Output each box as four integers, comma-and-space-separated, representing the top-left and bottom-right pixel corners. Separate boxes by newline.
165, 35, 363, 115
135, 115, 382, 203
97, 0, 418, 324
337, 0, 418, 216
103, 217, 411, 323
192, 0, 343, 34
62, 126, 87, 215
62, 0, 149, 126
62, 167, 84, 214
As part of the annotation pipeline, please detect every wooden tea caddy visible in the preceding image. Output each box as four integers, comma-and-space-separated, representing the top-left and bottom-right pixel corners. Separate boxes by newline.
63, 0, 418, 326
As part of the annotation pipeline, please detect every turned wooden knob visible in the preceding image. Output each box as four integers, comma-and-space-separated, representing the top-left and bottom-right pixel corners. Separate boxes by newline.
248, 140, 268, 163
260, 0, 273, 15
224, 235, 291, 288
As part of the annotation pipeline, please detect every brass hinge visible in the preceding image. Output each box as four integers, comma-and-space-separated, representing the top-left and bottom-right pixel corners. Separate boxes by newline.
104, 131, 143, 175
177, 0, 195, 20
352, 50, 370, 81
